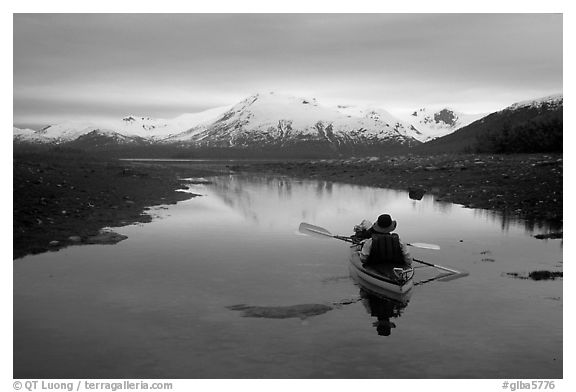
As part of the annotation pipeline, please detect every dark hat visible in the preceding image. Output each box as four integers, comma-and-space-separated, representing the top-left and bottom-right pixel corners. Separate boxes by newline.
372, 214, 397, 233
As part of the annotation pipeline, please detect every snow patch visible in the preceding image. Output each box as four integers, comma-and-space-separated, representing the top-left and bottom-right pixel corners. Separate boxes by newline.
400, 108, 487, 142
507, 94, 563, 111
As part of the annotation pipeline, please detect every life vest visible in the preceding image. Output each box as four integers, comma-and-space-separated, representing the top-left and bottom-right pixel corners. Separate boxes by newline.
367, 233, 406, 266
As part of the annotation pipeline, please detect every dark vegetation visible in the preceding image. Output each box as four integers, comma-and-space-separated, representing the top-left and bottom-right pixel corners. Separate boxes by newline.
528, 270, 563, 281
534, 232, 563, 240
418, 103, 562, 154
475, 116, 562, 154
505, 271, 563, 281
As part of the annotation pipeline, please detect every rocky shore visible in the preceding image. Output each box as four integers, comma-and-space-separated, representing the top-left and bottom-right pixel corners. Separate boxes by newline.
232, 153, 563, 229
13, 151, 227, 259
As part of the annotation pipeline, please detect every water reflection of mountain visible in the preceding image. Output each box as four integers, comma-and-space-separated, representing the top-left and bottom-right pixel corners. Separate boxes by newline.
203, 175, 406, 229
199, 175, 560, 234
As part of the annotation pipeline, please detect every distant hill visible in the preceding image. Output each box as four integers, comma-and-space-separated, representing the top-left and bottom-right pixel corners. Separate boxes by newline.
416, 94, 563, 154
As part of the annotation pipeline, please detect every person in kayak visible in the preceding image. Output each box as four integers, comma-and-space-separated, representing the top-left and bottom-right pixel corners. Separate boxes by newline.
354, 214, 411, 267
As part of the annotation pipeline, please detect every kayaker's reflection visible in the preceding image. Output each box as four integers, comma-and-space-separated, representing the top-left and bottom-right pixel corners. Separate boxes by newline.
359, 288, 408, 337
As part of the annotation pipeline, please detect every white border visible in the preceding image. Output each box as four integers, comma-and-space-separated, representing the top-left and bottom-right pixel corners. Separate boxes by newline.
4, 2, 572, 391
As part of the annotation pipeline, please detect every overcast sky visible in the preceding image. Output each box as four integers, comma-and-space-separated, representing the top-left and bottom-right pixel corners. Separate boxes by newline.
13, 13, 562, 129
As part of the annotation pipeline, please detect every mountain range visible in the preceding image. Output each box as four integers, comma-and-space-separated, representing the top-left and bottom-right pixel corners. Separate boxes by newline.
13, 91, 562, 156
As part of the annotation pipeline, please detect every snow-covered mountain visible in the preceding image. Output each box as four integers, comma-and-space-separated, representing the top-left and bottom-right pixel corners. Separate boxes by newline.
20, 105, 232, 144
506, 93, 563, 111
401, 108, 487, 141
169, 92, 421, 149
13, 127, 53, 143
334, 104, 423, 139
14, 92, 422, 153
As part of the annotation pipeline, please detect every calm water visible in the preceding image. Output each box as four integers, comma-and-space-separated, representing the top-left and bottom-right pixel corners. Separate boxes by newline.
14, 175, 563, 378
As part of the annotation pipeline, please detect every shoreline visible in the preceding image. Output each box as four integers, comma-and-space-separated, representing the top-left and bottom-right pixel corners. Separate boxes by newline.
13, 151, 562, 260
231, 153, 563, 230
13, 151, 230, 260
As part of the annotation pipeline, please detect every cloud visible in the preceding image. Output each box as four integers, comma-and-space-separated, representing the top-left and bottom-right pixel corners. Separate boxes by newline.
14, 13, 562, 127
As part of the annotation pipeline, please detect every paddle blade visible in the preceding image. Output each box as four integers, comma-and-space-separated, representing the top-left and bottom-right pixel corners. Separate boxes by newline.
437, 272, 470, 282
298, 222, 334, 240
407, 242, 441, 250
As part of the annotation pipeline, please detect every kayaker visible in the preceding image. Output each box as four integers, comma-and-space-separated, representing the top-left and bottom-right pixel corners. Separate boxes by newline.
355, 214, 411, 267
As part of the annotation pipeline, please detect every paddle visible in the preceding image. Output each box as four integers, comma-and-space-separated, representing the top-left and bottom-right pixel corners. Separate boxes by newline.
412, 258, 469, 284
436, 271, 470, 282
412, 258, 462, 275
415, 269, 469, 285
298, 222, 441, 250
298, 222, 356, 243
406, 242, 440, 250
414, 271, 454, 286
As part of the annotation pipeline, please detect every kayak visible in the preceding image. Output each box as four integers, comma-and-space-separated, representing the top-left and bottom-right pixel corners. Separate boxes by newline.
349, 245, 415, 294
